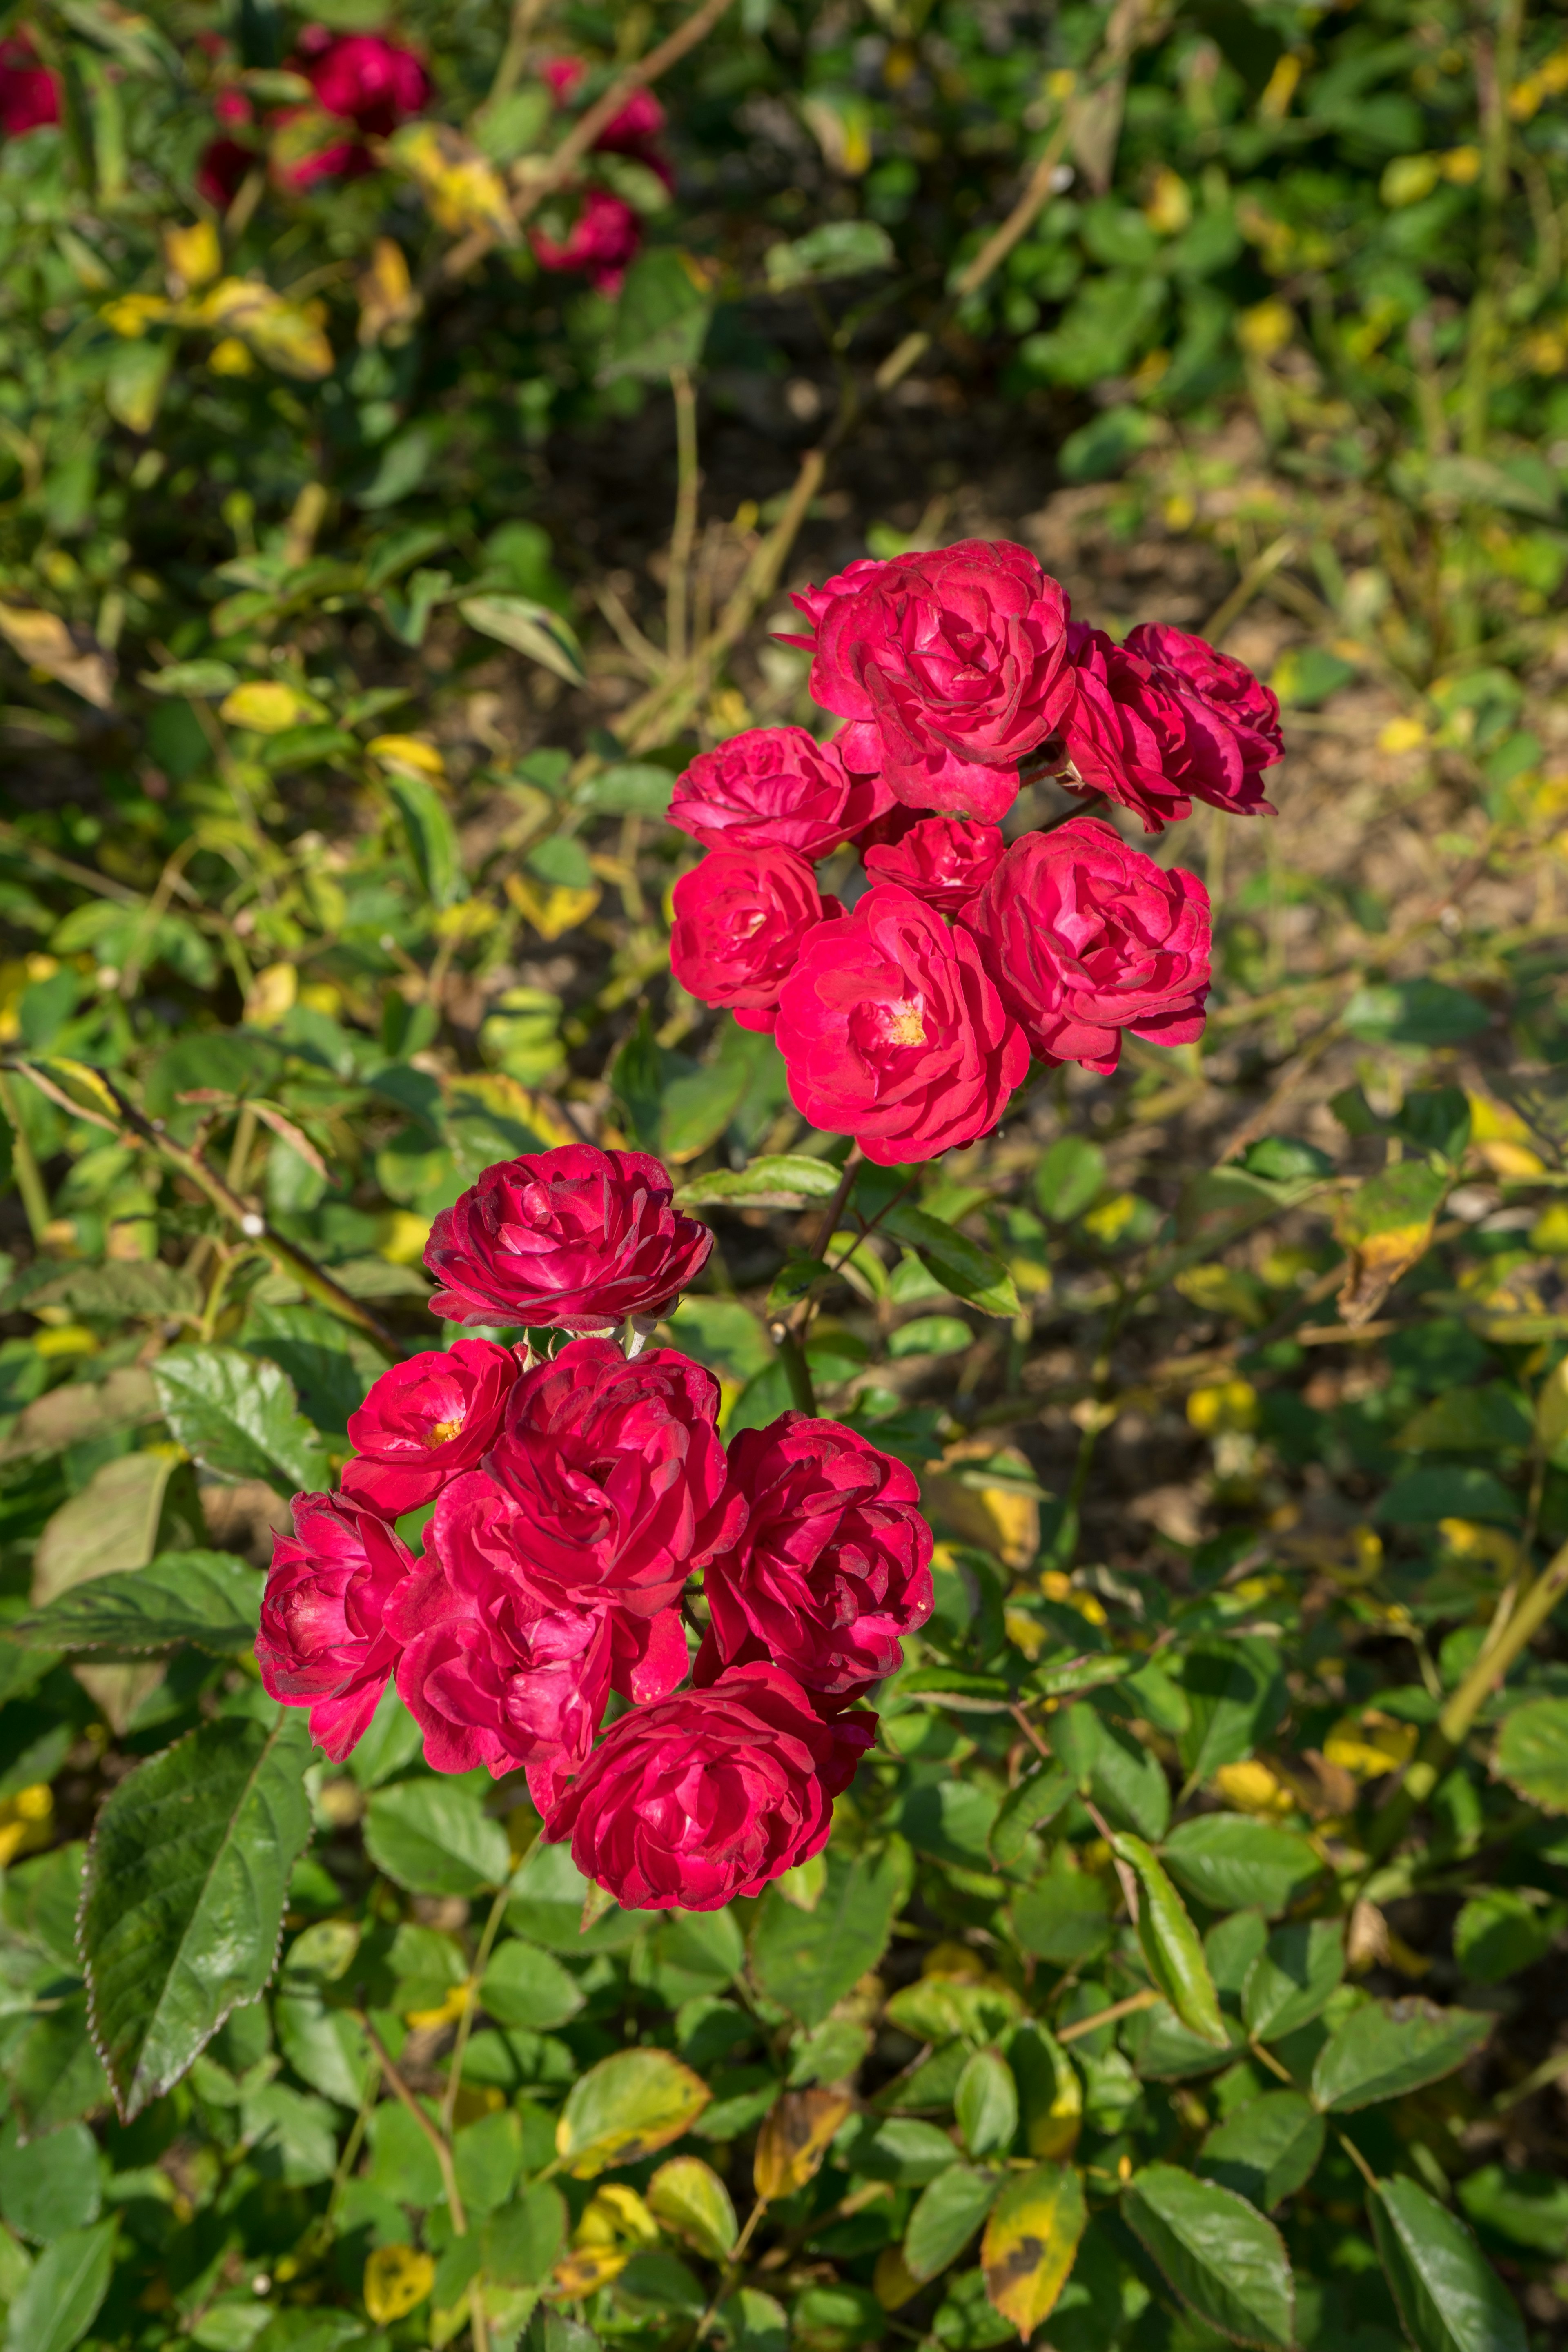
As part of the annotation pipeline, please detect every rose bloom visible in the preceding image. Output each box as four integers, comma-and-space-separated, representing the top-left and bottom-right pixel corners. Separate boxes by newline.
541, 55, 668, 153
1126, 622, 1283, 805
1061, 622, 1280, 831
256, 1493, 414, 1759
483, 1338, 744, 1616
531, 188, 642, 294
670, 848, 838, 1034
775, 884, 1028, 1165
863, 815, 1004, 918
668, 726, 890, 859
294, 27, 430, 134
198, 134, 254, 207
338, 1339, 517, 1517
425, 1144, 712, 1332
0, 33, 59, 136
700, 1413, 933, 1697
780, 540, 1074, 822
964, 816, 1211, 1074
543, 1662, 875, 1911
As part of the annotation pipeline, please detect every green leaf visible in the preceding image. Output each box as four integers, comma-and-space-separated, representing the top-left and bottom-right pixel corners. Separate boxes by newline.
1370, 2174, 1525, 2352
676, 1156, 845, 1209
990, 1764, 1073, 1867
1493, 1695, 1568, 1813
461, 593, 587, 688
483, 2183, 568, 2286
1035, 1136, 1106, 1222
80, 1711, 315, 2121
152, 1346, 330, 1492
479, 1939, 585, 2031
956, 2051, 1018, 2159
504, 1839, 640, 1953
750, 1843, 906, 2025
1160, 1816, 1323, 1918
1343, 981, 1492, 1048
140, 657, 241, 699
1310, 1999, 1493, 2114
2, 2221, 115, 2352
880, 1202, 1019, 1319
575, 762, 675, 816
648, 2155, 738, 2261
980, 2160, 1085, 2338
9, 1997, 109, 2136
1050, 1706, 1171, 1841
764, 220, 895, 289
1452, 1889, 1552, 1984
599, 248, 713, 383
1198, 2092, 1325, 2210
10, 1550, 261, 1653
1112, 1834, 1228, 2049
556, 2047, 710, 2177
904, 2163, 1000, 2284
1177, 1638, 1286, 1788
384, 771, 464, 907
1122, 2163, 1294, 2350
1011, 1846, 1114, 1967
363, 1780, 512, 1898
0, 2119, 98, 2244
1242, 1920, 1345, 2042
1456, 2165, 1568, 2258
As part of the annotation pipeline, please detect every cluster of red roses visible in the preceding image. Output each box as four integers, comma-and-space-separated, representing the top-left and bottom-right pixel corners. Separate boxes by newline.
670, 539, 1282, 1165
530, 59, 672, 296
257, 1147, 933, 1911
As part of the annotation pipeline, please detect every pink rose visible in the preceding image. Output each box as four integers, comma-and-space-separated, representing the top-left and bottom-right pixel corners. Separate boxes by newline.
775, 884, 1029, 1165
339, 1339, 517, 1517
670, 848, 840, 1035
294, 27, 430, 134
530, 188, 642, 294
424, 1145, 712, 1332
482, 1339, 744, 1616
863, 815, 1004, 917
1060, 623, 1279, 831
964, 816, 1211, 1074
0, 33, 58, 136
256, 1493, 414, 1759
780, 541, 1074, 821
1125, 623, 1282, 810
542, 1662, 875, 1910
699, 1413, 933, 1698
668, 726, 891, 859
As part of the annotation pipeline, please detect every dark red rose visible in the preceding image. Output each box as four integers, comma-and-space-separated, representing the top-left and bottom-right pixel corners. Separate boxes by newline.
699, 1412, 933, 1697
1124, 622, 1282, 808
0, 33, 59, 137
481, 1339, 744, 1616
339, 1339, 517, 1517
390, 1551, 614, 1778
256, 1493, 414, 1760
424, 1145, 712, 1332
853, 803, 923, 856
963, 816, 1211, 1074
542, 1662, 875, 1910
293, 27, 430, 135
197, 135, 255, 207
669, 726, 891, 859
530, 189, 642, 294
670, 847, 839, 1034
780, 541, 1074, 822
863, 815, 1004, 917
775, 884, 1029, 1165
1060, 622, 1280, 831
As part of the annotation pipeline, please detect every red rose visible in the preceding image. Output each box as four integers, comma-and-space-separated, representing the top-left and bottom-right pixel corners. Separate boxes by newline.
256, 1493, 414, 1759
668, 727, 891, 859
197, 134, 254, 208
294, 28, 430, 134
670, 848, 839, 1035
424, 1144, 712, 1332
964, 816, 1211, 1074
780, 541, 1074, 822
699, 1413, 933, 1697
482, 1339, 744, 1616
1061, 623, 1279, 831
863, 815, 1004, 917
339, 1339, 517, 1517
0, 33, 58, 136
775, 884, 1028, 1165
530, 188, 642, 294
1125, 623, 1282, 810
541, 55, 668, 154
543, 1662, 875, 1910
390, 1552, 615, 1778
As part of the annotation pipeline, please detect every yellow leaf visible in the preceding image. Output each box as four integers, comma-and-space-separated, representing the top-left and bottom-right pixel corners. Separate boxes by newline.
505, 871, 601, 941
0, 604, 115, 708
1377, 715, 1427, 754
647, 2156, 738, 2261
981, 2161, 1086, 2338
358, 234, 422, 345
1323, 1710, 1418, 1781
577, 2183, 659, 2246
163, 220, 221, 294
369, 732, 446, 781
753, 2089, 852, 2202
556, 2049, 710, 2179
406, 1977, 472, 2029
389, 122, 517, 239
363, 2245, 435, 2325
873, 2247, 922, 2311
245, 963, 298, 1028
1015, 2025, 1082, 2161
1212, 1760, 1294, 1818
1237, 299, 1293, 356
1143, 168, 1191, 235
377, 1210, 432, 1267
1187, 1379, 1259, 1436
194, 277, 334, 381
100, 292, 171, 338
554, 2246, 628, 2295
220, 680, 322, 733
209, 336, 254, 376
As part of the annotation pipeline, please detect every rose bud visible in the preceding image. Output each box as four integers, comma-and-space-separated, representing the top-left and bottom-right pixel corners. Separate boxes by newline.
1123, 622, 1283, 810
541, 1662, 875, 1911
862, 815, 1004, 918
483, 1338, 744, 1616
778, 541, 1074, 822
293, 28, 430, 134
339, 1339, 518, 1517
963, 816, 1211, 1074
700, 1413, 933, 1698
670, 848, 840, 1034
775, 884, 1028, 1164
668, 726, 890, 859
1060, 623, 1280, 832
424, 1144, 712, 1332
256, 1493, 414, 1759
